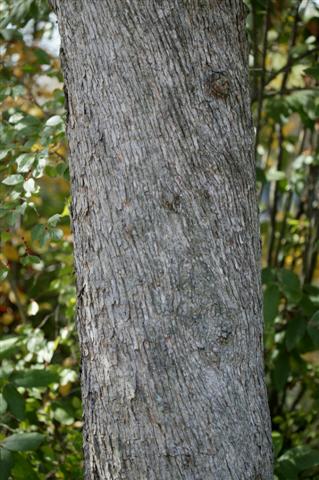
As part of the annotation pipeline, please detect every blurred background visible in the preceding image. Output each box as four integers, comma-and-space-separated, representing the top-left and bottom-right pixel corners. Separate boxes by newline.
0, 1, 318, 478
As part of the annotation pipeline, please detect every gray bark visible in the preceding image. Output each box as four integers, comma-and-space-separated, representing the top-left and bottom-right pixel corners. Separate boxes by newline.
52, 1, 273, 479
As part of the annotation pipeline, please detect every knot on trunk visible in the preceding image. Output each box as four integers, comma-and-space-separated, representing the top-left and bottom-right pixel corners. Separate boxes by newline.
204, 70, 230, 99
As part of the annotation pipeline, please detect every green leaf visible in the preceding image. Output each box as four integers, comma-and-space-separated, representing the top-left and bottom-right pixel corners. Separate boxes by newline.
11, 369, 59, 388
16, 153, 35, 173
11, 85, 25, 98
53, 407, 74, 425
34, 47, 51, 65
304, 66, 319, 80
0, 448, 13, 480
3, 384, 25, 420
266, 169, 286, 182
273, 351, 289, 392
48, 214, 61, 227
31, 224, 46, 243
278, 446, 319, 473
44, 165, 57, 177
0, 337, 19, 358
278, 269, 302, 304
285, 317, 306, 351
8, 113, 24, 124
2, 175, 24, 186
0, 150, 10, 161
272, 431, 283, 458
307, 311, 319, 347
7, 211, 20, 227
0, 394, 8, 415
266, 97, 291, 123
1, 433, 44, 452
276, 457, 298, 480
10, 452, 40, 480
49, 228, 63, 241
299, 293, 317, 317
27, 300, 39, 317
264, 285, 280, 326
21, 255, 41, 266
294, 447, 319, 471
0, 268, 9, 282
262, 267, 276, 285
45, 115, 62, 127
256, 166, 266, 184
16, 202, 28, 216
56, 162, 67, 177
23, 178, 36, 194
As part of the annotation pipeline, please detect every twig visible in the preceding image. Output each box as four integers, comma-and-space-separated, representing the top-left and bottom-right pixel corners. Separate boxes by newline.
265, 45, 319, 86
290, 384, 306, 412
258, 122, 275, 203
255, 0, 271, 157
263, 86, 319, 98
275, 129, 307, 267
8, 275, 27, 323
267, 3, 301, 266
267, 124, 285, 266
251, 2, 260, 100
303, 162, 319, 284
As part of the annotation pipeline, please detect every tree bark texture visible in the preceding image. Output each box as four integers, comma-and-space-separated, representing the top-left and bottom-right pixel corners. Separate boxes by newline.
52, 1, 273, 479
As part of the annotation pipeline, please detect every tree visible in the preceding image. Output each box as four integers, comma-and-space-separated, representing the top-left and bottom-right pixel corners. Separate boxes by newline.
2, 1, 319, 479
50, 1, 273, 478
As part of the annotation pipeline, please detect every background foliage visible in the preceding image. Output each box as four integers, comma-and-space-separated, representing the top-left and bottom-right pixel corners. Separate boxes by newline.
0, 0, 318, 478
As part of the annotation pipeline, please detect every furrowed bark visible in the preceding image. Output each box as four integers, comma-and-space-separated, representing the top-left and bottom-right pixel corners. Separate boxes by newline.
52, 1, 273, 478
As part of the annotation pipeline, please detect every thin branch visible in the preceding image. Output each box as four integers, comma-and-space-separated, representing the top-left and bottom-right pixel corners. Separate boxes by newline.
267, 3, 301, 266
290, 384, 306, 412
275, 129, 307, 267
264, 86, 319, 98
267, 124, 285, 266
251, 2, 260, 100
8, 275, 27, 323
255, 0, 271, 157
265, 46, 319, 86
303, 160, 319, 284
258, 122, 275, 203
281, 2, 302, 93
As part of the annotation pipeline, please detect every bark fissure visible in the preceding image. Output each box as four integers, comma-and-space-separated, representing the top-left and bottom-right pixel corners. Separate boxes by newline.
53, 1, 273, 478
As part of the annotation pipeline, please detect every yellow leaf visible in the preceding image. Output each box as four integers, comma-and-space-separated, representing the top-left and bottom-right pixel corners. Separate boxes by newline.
13, 67, 24, 78
9, 289, 26, 306
28, 106, 44, 118
31, 142, 43, 152
50, 143, 67, 159
3, 244, 19, 261
59, 383, 72, 397
302, 352, 319, 365
63, 357, 76, 367
0, 312, 15, 325
0, 281, 10, 294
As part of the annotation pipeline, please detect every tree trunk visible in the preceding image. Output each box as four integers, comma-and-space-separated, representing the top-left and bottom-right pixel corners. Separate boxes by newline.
52, 1, 273, 478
